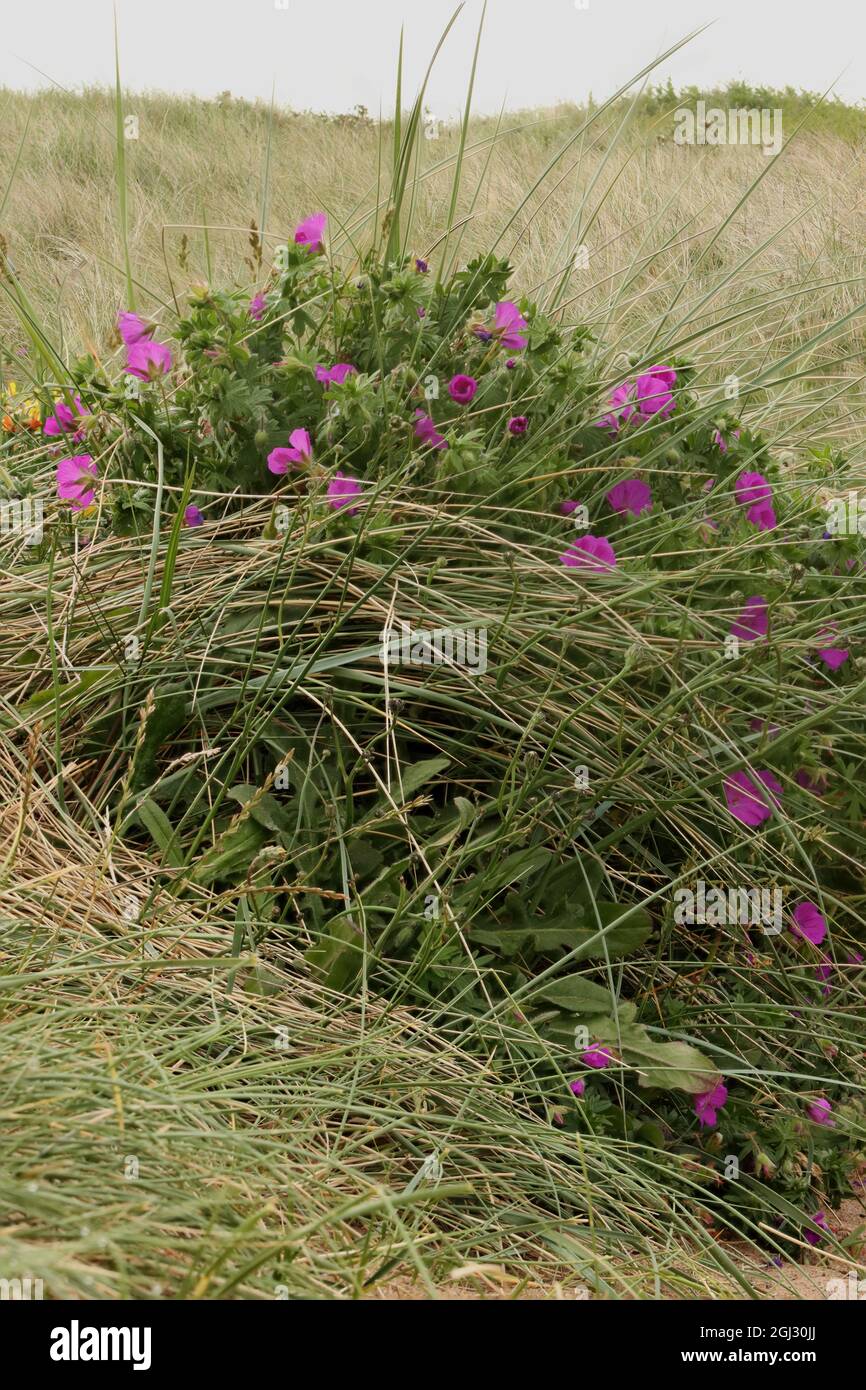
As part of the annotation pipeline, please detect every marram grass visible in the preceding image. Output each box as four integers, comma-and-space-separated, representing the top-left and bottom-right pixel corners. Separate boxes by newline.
0, 17, 865, 1299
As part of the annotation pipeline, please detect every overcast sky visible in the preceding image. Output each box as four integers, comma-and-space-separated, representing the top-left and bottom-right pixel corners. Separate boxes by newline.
1, 0, 862, 114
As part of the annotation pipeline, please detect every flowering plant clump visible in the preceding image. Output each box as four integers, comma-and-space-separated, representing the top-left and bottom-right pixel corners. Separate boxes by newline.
23, 229, 601, 533
15, 211, 865, 1251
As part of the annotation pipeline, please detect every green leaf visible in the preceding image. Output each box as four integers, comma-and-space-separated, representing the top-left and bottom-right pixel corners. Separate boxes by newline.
422, 795, 477, 849
529, 857, 604, 911
532, 974, 614, 1014
555, 903, 652, 960
396, 756, 451, 798
18, 667, 112, 720
132, 693, 189, 791
537, 1006, 719, 1094
227, 784, 293, 833
347, 837, 384, 879
473, 902, 650, 961
191, 819, 268, 885
469, 925, 531, 959
484, 846, 554, 894
305, 916, 363, 991
137, 797, 184, 868
592, 1019, 720, 1094
636, 1121, 667, 1147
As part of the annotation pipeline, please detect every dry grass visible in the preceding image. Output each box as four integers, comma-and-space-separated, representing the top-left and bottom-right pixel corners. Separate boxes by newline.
1, 88, 865, 456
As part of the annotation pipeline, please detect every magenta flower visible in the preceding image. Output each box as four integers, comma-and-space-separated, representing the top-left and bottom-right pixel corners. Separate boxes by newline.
606, 477, 652, 517
267, 427, 313, 475
596, 381, 637, 432
413, 410, 448, 451
294, 212, 327, 253
249, 293, 266, 322
644, 364, 677, 388
44, 394, 90, 437
581, 1046, 614, 1069
732, 473, 777, 528
505, 358, 517, 370
746, 499, 777, 531
735, 472, 772, 508
117, 311, 151, 347
816, 628, 849, 670
559, 535, 617, 571
730, 595, 768, 641
448, 374, 478, 405
569, 1078, 586, 1097
56, 454, 98, 509
694, 1082, 728, 1128
126, 338, 172, 380
559, 499, 581, 515
315, 362, 356, 387
596, 369, 676, 430
633, 370, 676, 418
183, 504, 204, 528
791, 901, 827, 947
327, 471, 362, 514
804, 1211, 830, 1246
723, 769, 783, 827
508, 415, 528, 435
492, 300, 528, 351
